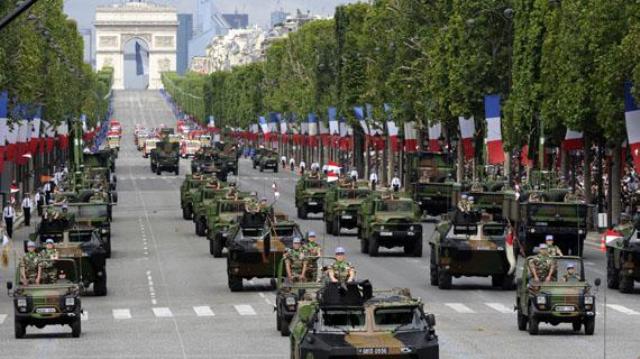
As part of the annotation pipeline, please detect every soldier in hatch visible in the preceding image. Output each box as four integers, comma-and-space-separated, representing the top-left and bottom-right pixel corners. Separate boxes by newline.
529, 243, 555, 282
328, 247, 355, 283
40, 239, 59, 283
303, 231, 322, 281
561, 263, 581, 282
284, 237, 307, 282
20, 241, 42, 285
544, 234, 563, 256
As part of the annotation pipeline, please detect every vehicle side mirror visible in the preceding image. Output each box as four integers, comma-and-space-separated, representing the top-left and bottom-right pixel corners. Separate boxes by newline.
425, 313, 436, 327
594, 278, 601, 287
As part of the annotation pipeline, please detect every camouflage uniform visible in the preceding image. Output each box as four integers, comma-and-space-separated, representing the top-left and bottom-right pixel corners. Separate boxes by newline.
39, 249, 59, 284
285, 248, 306, 279
21, 252, 40, 284
303, 242, 321, 280
562, 272, 581, 282
331, 260, 354, 283
530, 255, 553, 281
547, 245, 562, 257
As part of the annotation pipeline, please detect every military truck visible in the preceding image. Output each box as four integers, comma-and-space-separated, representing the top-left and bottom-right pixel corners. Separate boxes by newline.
191, 148, 229, 181
295, 174, 329, 219
180, 173, 215, 220
206, 197, 253, 257
52, 203, 113, 258
324, 181, 371, 235
429, 210, 515, 290
9, 258, 83, 338
150, 141, 179, 175
503, 189, 589, 256
84, 150, 116, 174
258, 150, 279, 173
226, 210, 302, 291
407, 151, 459, 217
606, 224, 639, 293
466, 182, 509, 221
289, 281, 439, 358
251, 148, 268, 169
515, 256, 600, 335
357, 192, 423, 257
192, 185, 232, 237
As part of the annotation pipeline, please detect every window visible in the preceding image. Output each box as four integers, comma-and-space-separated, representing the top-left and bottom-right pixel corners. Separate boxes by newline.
220, 202, 245, 212
374, 307, 421, 331
321, 309, 366, 332
377, 201, 413, 212
338, 190, 369, 199
306, 181, 326, 189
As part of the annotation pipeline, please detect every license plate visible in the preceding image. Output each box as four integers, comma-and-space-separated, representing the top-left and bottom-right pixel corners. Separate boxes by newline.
380, 231, 393, 236
36, 307, 56, 314
556, 305, 575, 312
308, 201, 318, 206
342, 215, 352, 219
357, 348, 389, 355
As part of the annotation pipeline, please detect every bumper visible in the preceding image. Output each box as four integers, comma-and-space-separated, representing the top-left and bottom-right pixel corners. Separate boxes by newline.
302, 200, 324, 213
300, 341, 439, 359
438, 248, 509, 276
531, 307, 595, 323
15, 310, 81, 325
374, 230, 422, 245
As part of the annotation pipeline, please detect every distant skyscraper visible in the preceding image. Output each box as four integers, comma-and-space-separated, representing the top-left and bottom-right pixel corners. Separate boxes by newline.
222, 13, 249, 29
177, 14, 193, 75
270, 11, 288, 28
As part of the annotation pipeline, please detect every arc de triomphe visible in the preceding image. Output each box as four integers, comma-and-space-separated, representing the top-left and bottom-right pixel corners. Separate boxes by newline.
95, 2, 177, 90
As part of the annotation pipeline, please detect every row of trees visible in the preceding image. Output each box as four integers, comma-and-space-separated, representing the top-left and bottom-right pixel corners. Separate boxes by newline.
0, 0, 112, 129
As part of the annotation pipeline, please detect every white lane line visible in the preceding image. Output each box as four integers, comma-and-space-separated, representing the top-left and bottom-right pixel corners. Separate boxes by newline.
234, 304, 257, 316
193, 306, 215, 317
113, 309, 132, 320
81, 311, 89, 321
485, 303, 513, 314
0, 314, 7, 324
445, 303, 476, 314
152, 307, 174, 318
606, 304, 640, 315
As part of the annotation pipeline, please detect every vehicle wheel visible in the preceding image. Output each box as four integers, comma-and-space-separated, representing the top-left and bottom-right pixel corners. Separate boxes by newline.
228, 275, 243, 292
369, 236, 379, 257
360, 238, 369, 254
184, 205, 193, 220
270, 278, 277, 290
325, 219, 332, 234
298, 206, 307, 219
260, 166, 264, 172
276, 310, 281, 331
71, 318, 81, 338
156, 167, 161, 175
196, 219, 206, 237
211, 236, 224, 258
491, 275, 503, 288
619, 273, 634, 293
572, 321, 582, 332
517, 308, 527, 331
14, 320, 25, 339
502, 274, 515, 290
280, 315, 290, 336
94, 272, 108, 296
429, 249, 439, 286
606, 253, 619, 289
331, 219, 340, 236
104, 236, 112, 259
438, 270, 452, 290
584, 317, 595, 335
411, 239, 422, 257
528, 304, 539, 335
175, 167, 179, 176
182, 206, 190, 220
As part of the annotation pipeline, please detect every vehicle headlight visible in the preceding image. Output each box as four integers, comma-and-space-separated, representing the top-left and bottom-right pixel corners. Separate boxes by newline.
17, 298, 27, 307
101, 229, 108, 234
578, 229, 585, 235
65, 297, 75, 306
409, 225, 415, 231
530, 228, 536, 233
584, 296, 594, 305
379, 225, 385, 231
285, 296, 296, 306
536, 296, 546, 305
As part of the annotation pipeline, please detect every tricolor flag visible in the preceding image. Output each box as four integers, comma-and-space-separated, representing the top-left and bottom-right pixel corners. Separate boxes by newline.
428, 123, 442, 152
56, 121, 69, 150
29, 108, 41, 155
259, 116, 269, 137
625, 82, 640, 171
17, 119, 31, 163
384, 104, 399, 152
458, 116, 475, 160
354, 106, 369, 135
0, 91, 7, 170
308, 113, 318, 147
135, 41, 149, 76
403, 121, 418, 153
484, 95, 505, 164
328, 107, 339, 136
562, 129, 583, 151
319, 117, 330, 146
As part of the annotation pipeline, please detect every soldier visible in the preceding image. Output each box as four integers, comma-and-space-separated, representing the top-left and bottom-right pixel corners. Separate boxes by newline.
280, 155, 287, 168
303, 231, 322, 280
329, 247, 355, 283
545, 234, 563, 256
561, 263, 581, 282
40, 239, 59, 284
284, 237, 307, 282
529, 244, 555, 282
259, 197, 269, 210
391, 174, 401, 192
369, 170, 378, 191
299, 160, 306, 175
20, 241, 42, 285
457, 194, 470, 212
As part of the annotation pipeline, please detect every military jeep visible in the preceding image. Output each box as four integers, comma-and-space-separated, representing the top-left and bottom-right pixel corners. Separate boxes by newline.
53, 203, 113, 258
430, 210, 515, 290
324, 181, 371, 235
289, 281, 439, 359
180, 173, 216, 220
226, 210, 302, 291
207, 197, 254, 257
9, 258, 83, 338
295, 174, 329, 219
258, 150, 279, 173
358, 192, 423, 257
251, 148, 268, 169
606, 225, 639, 293
515, 256, 599, 335
150, 141, 179, 175
192, 185, 232, 237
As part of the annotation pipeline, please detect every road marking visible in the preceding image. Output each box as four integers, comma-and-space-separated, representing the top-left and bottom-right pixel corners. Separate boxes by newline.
0, 314, 7, 324
113, 309, 132, 319
234, 304, 257, 316
606, 304, 640, 315
485, 303, 513, 314
152, 307, 174, 318
445, 303, 475, 314
193, 306, 215, 317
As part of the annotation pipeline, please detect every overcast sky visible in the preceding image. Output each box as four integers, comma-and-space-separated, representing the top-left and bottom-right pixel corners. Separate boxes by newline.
64, 0, 358, 30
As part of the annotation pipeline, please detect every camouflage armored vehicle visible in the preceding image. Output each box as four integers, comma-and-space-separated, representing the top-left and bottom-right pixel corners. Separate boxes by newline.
191, 148, 229, 181
226, 210, 302, 291
515, 256, 600, 335
49, 203, 113, 258
429, 209, 514, 290
324, 181, 371, 235
258, 149, 279, 173
503, 189, 589, 256
180, 173, 216, 220
295, 174, 329, 219
606, 224, 639, 293
466, 182, 509, 221
357, 192, 423, 257
192, 185, 232, 237
407, 151, 459, 217
218, 143, 239, 175
9, 258, 83, 338
84, 149, 116, 173
206, 196, 255, 257
150, 141, 180, 175
29, 221, 108, 296
251, 148, 268, 169
289, 281, 439, 358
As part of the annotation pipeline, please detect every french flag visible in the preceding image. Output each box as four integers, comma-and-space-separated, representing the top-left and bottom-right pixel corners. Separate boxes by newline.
562, 129, 583, 151
458, 116, 475, 160
328, 107, 339, 136
484, 95, 505, 164
404, 121, 418, 153
354, 106, 369, 136
384, 104, 399, 152
319, 117, 330, 146
29, 109, 41, 155
428, 123, 442, 151
0, 92, 7, 170
338, 117, 350, 151
307, 113, 318, 147
625, 82, 640, 171
57, 122, 69, 150
259, 116, 269, 141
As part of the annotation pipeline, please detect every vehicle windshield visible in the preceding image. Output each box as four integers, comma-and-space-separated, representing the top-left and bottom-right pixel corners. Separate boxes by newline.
220, 202, 245, 212
373, 306, 422, 332
68, 231, 95, 243
529, 204, 588, 218
376, 200, 413, 212
306, 180, 327, 189
274, 226, 299, 237
76, 205, 108, 218
146, 141, 157, 149
482, 224, 505, 237
321, 309, 366, 332
338, 189, 369, 199
527, 257, 584, 282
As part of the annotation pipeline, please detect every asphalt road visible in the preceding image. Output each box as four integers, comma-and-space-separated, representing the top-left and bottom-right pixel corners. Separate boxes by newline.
0, 90, 636, 358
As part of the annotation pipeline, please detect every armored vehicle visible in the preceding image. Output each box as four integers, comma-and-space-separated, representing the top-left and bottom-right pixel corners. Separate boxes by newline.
219, 144, 239, 175
295, 174, 329, 219
9, 258, 83, 338
324, 181, 371, 235
150, 141, 179, 175
357, 192, 423, 257
258, 150, 279, 173
252, 148, 268, 169
52, 203, 113, 258
606, 224, 639, 293
515, 256, 600, 335
226, 210, 302, 291
192, 185, 232, 237
429, 210, 515, 289
289, 281, 439, 359
407, 152, 459, 217
180, 173, 216, 220
503, 189, 589, 256
206, 197, 254, 257
191, 148, 229, 181
84, 150, 116, 173
466, 182, 508, 221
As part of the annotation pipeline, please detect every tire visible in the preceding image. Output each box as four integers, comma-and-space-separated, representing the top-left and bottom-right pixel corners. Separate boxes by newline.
270, 278, 277, 290
280, 314, 290, 336
502, 274, 515, 290
517, 308, 527, 331
360, 238, 369, 254
260, 166, 264, 172
94, 272, 108, 296
325, 219, 332, 234
175, 167, 179, 176
211, 236, 224, 258
276, 309, 281, 331
607, 253, 619, 289
584, 317, 595, 335
71, 318, 81, 338
196, 219, 206, 237
331, 219, 340, 236
429, 249, 439, 286
14, 320, 25, 339
156, 167, 161, 175
528, 304, 539, 335
298, 206, 308, 220
182, 206, 190, 220
104, 236, 112, 259
491, 275, 503, 288
572, 321, 582, 332
228, 275, 243, 292
438, 269, 452, 290
274, 167, 279, 173
619, 273, 634, 293
184, 205, 193, 220
112, 192, 118, 204
411, 238, 422, 257
369, 236, 379, 257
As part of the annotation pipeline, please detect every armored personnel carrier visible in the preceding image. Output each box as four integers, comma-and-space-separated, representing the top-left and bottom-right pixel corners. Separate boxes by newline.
324, 180, 371, 235
606, 223, 639, 293
150, 141, 179, 175
407, 151, 459, 217
295, 174, 329, 219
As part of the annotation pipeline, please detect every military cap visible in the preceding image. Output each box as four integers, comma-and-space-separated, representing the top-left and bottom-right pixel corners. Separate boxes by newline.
292, 237, 302, 244
26, 241, 36, 248
461, 194, 468, 200
545, 234, 554, 241
335, 246, 346, 254
468, 196, 474, 202
566, 262, 576, 269
45, 238, 55, 244
308, 231, 316, 238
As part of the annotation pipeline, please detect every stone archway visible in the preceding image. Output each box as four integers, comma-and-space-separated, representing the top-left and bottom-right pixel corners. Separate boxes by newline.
94, 2, 177, 90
